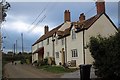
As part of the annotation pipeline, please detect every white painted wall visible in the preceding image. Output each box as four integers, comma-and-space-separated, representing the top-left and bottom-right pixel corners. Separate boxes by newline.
32, 44, 38, 53
32, 53, 38, 63
43, 37, 54, 58
32, 44, 38, 63
55, 37, 65, 65
32, 14, 118, 67
67, 27, 84, 67
85, 14, 118, 64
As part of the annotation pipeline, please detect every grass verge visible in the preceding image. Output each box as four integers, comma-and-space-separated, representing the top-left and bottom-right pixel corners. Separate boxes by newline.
37, 65, 78, 73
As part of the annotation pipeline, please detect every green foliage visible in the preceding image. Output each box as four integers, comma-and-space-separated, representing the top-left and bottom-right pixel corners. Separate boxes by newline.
3, 52, 32, 64
33, 58, 49, 66
44, 58, 48, 65
37, 65, 77, 73
89, 32, 120, 80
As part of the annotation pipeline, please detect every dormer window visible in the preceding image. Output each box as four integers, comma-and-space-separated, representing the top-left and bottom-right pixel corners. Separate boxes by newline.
72, 29, 76, 40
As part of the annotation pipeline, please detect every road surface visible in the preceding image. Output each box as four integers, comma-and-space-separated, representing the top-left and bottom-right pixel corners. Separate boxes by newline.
3, 63, 61, 78
3, 62, 97, 79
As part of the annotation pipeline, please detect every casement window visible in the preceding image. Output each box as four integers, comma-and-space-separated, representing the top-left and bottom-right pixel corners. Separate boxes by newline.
47, 38, 49, 45
72, 29, 76, 40
71, 49, 78, 57
61, 38, 64, 45
47, 52, 49, 57
56, 52, 59, 58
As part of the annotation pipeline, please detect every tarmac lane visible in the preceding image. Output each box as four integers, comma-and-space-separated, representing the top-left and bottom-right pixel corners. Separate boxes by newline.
3, 63, 61, 78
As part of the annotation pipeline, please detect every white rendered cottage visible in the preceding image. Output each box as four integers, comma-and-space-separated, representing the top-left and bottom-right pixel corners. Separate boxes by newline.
32, 1, 118, 67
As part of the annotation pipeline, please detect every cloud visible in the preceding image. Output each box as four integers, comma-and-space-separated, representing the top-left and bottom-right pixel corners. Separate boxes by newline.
5, 14, 44, 35
2, 2, 118, 53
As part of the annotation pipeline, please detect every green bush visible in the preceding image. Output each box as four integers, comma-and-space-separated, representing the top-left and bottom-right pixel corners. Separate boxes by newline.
38, 65, 77, 73
89, 31, 120, 80
43, 58, 48, 65
20, 59, 26, 64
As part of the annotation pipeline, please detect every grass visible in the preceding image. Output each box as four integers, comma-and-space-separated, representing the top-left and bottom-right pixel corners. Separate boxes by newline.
37, 65, 78, 73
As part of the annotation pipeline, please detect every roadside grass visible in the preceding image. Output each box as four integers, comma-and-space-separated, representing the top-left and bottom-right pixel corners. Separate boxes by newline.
37, 65, 78, 73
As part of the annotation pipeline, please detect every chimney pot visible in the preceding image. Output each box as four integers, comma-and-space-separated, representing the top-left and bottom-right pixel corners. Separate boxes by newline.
64, 10, 71, 22
96, 0, 105, 14
79, 13, 85, 22
44, 25, 49, 34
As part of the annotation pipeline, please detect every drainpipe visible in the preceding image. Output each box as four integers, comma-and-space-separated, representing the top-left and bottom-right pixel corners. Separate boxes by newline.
65, 37, 67, 64
52, 37, 55, 58
83, 27, 85, 64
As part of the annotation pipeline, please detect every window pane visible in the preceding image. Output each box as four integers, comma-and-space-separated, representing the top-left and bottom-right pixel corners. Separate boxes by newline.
56, 52, 59, 58
71, 49, 78, 57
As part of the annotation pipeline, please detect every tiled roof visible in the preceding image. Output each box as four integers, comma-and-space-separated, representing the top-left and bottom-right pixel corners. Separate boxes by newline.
32, 23, 64, 46
57, 14, 102, 39
32, 13, 117, 46
73, 14, 102, 32
33, 47, 44, 54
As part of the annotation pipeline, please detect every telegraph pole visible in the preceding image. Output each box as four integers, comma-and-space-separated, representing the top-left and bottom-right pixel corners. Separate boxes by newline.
21, 33, 24, 53
16, 40, 17, 54
13, 43, 15, 55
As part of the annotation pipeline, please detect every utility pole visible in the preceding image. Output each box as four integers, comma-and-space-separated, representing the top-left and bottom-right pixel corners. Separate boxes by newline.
16, 40, 17, 54
21, 33, 24, 53
13, 43, 15, 55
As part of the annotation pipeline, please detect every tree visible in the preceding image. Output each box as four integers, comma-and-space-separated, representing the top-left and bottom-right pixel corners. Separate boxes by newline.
89, 31, 120, 80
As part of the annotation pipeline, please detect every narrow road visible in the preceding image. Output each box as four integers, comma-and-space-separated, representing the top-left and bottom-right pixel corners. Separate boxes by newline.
3, 63, 61, 78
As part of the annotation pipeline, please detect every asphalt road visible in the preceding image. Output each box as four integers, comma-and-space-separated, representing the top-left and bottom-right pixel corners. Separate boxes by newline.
3, 62, 97, 79
3, 63, 61, 78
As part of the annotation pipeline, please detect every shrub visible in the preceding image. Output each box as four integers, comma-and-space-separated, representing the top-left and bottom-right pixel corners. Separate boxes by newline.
89, 32, 120, 80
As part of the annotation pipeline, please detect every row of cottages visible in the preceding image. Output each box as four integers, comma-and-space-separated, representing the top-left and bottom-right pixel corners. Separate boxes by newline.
32, 1, 118, 67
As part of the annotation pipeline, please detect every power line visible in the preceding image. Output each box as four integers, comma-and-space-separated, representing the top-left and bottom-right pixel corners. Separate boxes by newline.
30, 8, 46, 26
17, 4, 49, 53
27, 4, 48, 33
28, 15, 46, 33
84, 5, 96, 15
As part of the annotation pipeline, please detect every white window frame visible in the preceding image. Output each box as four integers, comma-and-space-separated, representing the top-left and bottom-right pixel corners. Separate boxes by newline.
71, 49, 78, 57
56, 52, 59, 58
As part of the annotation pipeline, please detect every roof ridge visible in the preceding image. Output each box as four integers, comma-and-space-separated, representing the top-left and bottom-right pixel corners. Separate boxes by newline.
32, 23, 64, 46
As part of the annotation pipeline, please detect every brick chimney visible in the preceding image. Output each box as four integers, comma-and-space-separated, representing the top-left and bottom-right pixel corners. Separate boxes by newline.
64, 10, 71, 22
96, 0, 105, 14
44, 25, 49, 34
79, 13, 85, 22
